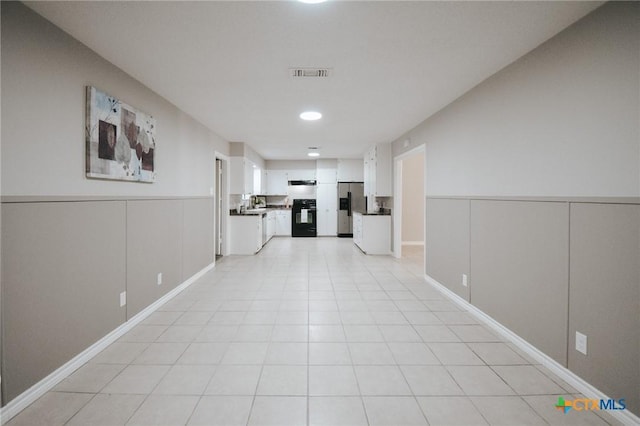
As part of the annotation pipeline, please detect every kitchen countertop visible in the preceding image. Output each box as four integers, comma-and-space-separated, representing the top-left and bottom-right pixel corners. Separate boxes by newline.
229, 207, 291, 216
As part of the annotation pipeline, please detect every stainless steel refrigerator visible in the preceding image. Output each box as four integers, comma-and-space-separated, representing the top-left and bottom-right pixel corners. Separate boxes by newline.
337, 182, 365, 237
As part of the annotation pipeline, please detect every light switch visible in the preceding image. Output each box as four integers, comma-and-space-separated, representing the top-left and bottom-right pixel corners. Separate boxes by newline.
462, 274, 468, 287
157, 273, 163, 285
576, 331, 587, 355
120, 291, 126, 307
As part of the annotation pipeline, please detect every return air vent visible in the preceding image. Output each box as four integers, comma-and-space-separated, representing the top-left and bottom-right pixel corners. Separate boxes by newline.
290, 68, 331, 78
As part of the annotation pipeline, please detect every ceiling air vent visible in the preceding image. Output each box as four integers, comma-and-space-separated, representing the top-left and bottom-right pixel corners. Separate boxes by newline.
290, 68, 331, 78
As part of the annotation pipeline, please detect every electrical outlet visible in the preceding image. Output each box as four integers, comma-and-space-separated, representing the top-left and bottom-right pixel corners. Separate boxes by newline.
157, 272, 163, 285
462, 274, 468, 287
120, 291, 126, 307
576, 331, 587, 355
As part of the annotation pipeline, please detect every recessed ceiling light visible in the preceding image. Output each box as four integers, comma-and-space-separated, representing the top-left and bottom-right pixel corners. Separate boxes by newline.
308, 147, 320, 157
308, 152, 320, 157
298, 0, 326, 4
300, 111, 322, 121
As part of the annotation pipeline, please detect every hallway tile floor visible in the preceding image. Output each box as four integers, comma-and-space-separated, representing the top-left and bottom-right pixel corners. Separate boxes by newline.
7, 239, 620, 425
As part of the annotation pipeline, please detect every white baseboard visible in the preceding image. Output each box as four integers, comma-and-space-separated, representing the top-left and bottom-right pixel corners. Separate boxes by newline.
0, 262, 215, 425
401, 241, 424, 246
424, 274, 640, 426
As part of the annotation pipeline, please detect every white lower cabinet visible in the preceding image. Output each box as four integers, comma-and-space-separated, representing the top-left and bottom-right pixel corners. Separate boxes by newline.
230, 215, 263, 254
352, 212, 391, 255
275, 210, 292, 236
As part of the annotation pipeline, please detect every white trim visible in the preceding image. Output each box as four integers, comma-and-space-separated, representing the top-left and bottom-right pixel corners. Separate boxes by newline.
393, 144, 425, 260
0, 262, 215, 425
424, 273, 640, 426
401, 241, 424, 246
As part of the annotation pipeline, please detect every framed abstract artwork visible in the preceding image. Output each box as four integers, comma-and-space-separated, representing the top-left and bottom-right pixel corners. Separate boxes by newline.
85, 86, 156, 182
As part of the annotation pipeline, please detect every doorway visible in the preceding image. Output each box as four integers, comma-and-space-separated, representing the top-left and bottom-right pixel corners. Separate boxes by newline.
393, 146, 425, 272
214, 154, 230, 260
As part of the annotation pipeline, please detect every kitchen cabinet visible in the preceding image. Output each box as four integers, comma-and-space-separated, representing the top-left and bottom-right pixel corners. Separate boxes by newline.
338, 159, 364, 182
229, 215, 263, 254
266, 210, 276, 241
230, 156, 255, 195
265, 170, 289, 195
287, 169, 316, 181
317, 183, 337, 236
363, 143, 392, 198
317, 159, 338, 184
352, 212, 391, 255
275, 210, 292, 236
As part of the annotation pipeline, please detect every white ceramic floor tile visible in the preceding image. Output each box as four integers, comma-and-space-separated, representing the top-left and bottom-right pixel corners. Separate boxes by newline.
470, 396, 547, 425
309, 311, 342, 325
340, 311, 376, 325
220, 342, 268, 364
272, 325, 309, 342
414, 325, 461, 342
156, 325, 204, 342
309, 366, 360, 396
349, 342, 396, 365
132, 342, 189, 364
187, 396, 253, 426
447, 366, 516, 396
243, 311, 278, 325
379, 325, 422, 342
276, 311, 308, 325
126, 395, 199, 426
309, 342, 352, 365
205, 365, 262, 395
449, 325, 502, 342
265, 342, 308, 365
101, 365, 170, 394
233, 325, 273, 342
355, 366, 412, 396
119, 325, 168, 342
468, 342, 530, 365
153, 364, 216, 395
66, 394, 145, 426
309, 325, 346, 342
256, 365, 307, 395
388, 342, 440, 365
54, 363, 125, 393
363, 396, 429, 426
309, 396, 368, 426
372, 311, 410, 325
493, 365, 566, 395
177, 342, 229, 364
196, 325, 239, 342
417, 396, 488, 425
91, 342, 149, 364
343, 325, 385, 342
428, 343, 485, 365
400, 365, 465, 396
247, 396, 307, 426
7, 392, 93, 426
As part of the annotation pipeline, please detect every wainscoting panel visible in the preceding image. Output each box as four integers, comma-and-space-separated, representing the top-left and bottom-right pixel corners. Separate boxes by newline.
568, 203, 640, 414
469, 200, 569, 365
2, 201, 127, 402
425, 198, 470, 301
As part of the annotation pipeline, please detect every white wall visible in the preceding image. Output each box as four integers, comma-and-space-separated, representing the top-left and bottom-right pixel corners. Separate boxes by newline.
1, 2, 228, 197
401, 153, 424, 243
392, 2, 639, 197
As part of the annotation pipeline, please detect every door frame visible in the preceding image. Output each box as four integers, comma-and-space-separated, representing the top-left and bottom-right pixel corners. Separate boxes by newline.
393, 144, 426, 259
214, 152, 230, 257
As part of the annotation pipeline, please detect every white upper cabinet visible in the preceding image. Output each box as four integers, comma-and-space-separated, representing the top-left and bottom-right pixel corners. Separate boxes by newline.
265, 170, 289, 195
316, 159, 338, 184
337, 159, 364, 182
230, 156, 255, 195
363, 143, 392, 197
287, 169, 316, 181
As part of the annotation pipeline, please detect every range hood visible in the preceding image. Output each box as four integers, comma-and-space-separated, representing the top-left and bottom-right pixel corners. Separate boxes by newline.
288, 180, 316, 186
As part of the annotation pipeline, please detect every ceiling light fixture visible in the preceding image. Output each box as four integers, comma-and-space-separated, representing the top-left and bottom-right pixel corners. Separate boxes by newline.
298, 0, 326, 4
307, 147, 320, 157
300, 111, 322, 121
